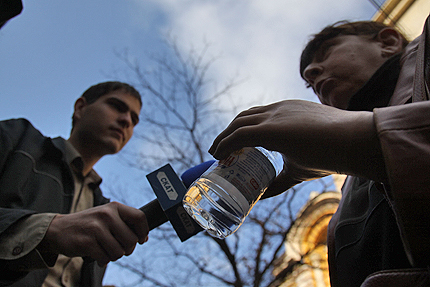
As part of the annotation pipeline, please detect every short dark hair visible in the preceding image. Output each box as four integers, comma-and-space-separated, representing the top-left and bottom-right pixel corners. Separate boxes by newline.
81, 81, 142, 106
72, 81, 142, 128
299, 21, 409, 80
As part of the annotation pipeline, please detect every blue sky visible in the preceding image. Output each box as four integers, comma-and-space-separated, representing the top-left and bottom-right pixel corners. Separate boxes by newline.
1, 1, 378, 285
0, 1, 163, 138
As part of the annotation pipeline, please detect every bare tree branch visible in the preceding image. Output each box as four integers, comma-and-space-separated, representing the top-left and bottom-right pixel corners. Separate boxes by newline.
104, 36, 334, 287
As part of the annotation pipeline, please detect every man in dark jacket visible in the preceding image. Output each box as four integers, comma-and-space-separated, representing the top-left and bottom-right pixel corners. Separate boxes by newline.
0, 81, 149, 286
209, 16, 430, 287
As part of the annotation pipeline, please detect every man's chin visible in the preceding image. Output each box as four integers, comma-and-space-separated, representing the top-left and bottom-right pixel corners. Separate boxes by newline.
101, 139, 124, 155
328, 93, 350, 110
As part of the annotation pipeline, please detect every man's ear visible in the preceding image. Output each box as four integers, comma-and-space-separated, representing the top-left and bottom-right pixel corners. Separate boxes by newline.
72, 97, 87, 123
377, 27, 405, 58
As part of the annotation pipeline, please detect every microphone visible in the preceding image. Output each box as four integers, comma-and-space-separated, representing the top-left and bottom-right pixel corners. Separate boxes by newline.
180, 160, 215, 187
139, 161, 214, 241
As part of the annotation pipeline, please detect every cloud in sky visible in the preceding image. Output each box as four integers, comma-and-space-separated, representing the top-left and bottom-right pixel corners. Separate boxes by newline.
110, 0, 377, 182
138, 0, 377, 107
117, 0, 376, 175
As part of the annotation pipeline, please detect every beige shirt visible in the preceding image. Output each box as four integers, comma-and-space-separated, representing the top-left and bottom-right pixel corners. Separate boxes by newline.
43, 140, 101, 287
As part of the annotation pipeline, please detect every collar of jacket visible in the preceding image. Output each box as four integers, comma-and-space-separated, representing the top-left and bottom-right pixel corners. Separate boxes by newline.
48, 137, 69, 161
347, 53, 402, 112
50, 137, 102, 188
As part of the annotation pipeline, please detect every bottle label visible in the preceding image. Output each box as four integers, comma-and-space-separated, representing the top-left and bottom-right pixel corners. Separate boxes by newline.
208, 147, 276, 205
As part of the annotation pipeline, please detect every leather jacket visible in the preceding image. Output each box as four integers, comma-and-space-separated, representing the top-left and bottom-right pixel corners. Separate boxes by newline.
328, 15, 430, 287
0, 118, 108, 286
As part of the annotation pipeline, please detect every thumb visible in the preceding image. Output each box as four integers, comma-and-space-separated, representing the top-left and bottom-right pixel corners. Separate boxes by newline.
262, 171, 301, 199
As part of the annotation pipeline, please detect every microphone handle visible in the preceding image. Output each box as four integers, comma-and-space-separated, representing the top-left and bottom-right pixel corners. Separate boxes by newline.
139, 199, 168, 230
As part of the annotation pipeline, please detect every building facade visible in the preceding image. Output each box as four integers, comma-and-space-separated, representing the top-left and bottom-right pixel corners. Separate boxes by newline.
271, 191, 341, 287
371, 0, 430, 40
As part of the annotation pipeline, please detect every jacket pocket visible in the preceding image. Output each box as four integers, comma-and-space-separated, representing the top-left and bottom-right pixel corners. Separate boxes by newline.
361, 268, 430, 287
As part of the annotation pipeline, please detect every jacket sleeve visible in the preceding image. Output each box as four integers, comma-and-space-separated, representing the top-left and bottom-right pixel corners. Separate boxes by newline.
373, 15, 430, 268
0, 119, 55, 284
374, 99, 430, 267
0, 119, 39, 233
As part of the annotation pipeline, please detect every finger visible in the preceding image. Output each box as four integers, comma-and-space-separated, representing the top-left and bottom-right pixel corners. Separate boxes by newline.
236, 101, 284, 118
86, 235, 116, 266
262, 171, 299, 199
109, 220, 139, 256
209, 114, 267, 157
209, 126, 256, 159
234, 104, 267, 117
96, 227, 127, 262
209, 106, 268, 151
115, 202, 149, 245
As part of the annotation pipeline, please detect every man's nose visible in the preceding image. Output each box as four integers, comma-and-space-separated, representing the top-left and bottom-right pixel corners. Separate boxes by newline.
303, 63, 323, 86
118, 112, 132, 128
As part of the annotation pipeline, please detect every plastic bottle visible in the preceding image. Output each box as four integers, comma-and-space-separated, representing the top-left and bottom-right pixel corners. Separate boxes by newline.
183, 147, 283, 239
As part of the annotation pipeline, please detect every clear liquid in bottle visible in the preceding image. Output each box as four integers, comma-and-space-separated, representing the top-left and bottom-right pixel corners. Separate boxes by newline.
183, 147, 283, 239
